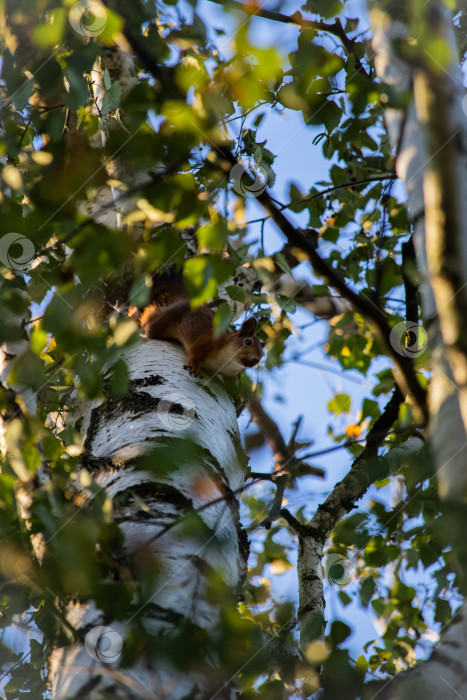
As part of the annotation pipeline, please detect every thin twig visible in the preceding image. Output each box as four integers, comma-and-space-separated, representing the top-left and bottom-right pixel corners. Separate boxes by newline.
248, 395, 325, 479
243, 174, 397, 226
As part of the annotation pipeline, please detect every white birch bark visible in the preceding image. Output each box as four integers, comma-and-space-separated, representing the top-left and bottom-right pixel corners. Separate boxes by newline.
50, 342, 248, 698
83, 46, 145, 228
370, 4, 467, 501
360, 3, 467, 696
368, 605, 467, 700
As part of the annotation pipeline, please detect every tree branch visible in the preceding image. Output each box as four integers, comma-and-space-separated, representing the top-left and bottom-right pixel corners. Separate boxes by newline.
216, 148, 428, 425
262, 474, 288, 529
248, 395, 325, 480
279, 507, 305, 534
370, 2, 467, 503
402, 236, 419, 326
206, 0, 330, 33
297, 385, 406, 649
309, 384, 405, 540
245, 175, 398, 226
205, 0, 370, 77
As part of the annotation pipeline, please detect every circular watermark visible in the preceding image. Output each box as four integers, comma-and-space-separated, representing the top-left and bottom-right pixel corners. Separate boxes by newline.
382, 10, 421, 42
324, 552, 353, 588
390, 320, 428, 358
84, 626, 123, 664
69, 0, 107, 38
157, 392, 196, 431
0, 233, 35, 272
462, 94, 467, 118
0, 546, 33, 583
162, 100, 188, 118
230, 161, 271, 198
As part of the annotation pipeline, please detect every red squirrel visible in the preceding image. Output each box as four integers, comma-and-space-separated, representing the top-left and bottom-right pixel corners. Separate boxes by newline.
139, 275, 263, 377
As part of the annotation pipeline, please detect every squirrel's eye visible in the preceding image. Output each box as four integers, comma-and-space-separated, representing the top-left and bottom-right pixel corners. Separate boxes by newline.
243, 338, 253, 346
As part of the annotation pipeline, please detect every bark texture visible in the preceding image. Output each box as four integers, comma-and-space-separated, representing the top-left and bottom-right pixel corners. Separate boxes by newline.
364, 2, 467, 697
365, 605, 467, 700
50, 341, 248, 698
371, 3, 467, 500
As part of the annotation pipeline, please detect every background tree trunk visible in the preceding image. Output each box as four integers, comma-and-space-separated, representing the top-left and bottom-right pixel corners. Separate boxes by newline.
362, 1, 467, 696
370, 1, 467, 500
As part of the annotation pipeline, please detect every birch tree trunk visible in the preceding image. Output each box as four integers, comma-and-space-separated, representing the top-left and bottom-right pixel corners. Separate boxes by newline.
44, 41, 250, 698
364, 604, 467, 700
49, 342, 248, 699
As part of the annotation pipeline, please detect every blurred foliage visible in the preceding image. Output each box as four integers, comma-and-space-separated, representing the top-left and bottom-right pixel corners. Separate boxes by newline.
0, 0, 466, 697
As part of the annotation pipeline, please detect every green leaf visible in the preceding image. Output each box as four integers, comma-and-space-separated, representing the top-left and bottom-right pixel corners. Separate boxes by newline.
274, 252, 293, 276
108, 358, 129, 395
328, 394, 351, 415
101, 81, 122, 115
129, 275, 152, 308
434, 598, 452, 623
103, 68, 112, 91
338, 591, 352, 607
330, 620, 351, 645
321, 100, 342, 132
197, 220, 228, 253
213, 301, 233, 337
97, 7, 124, 43
10, 350, 45, 389
183, 256, 232, 307
305, 0, 343, 18
359, 577, 375, 607
32, 8, 66, 48
361, 399, 380, 422
225, 285, 245, 303
10, 78, 35, 111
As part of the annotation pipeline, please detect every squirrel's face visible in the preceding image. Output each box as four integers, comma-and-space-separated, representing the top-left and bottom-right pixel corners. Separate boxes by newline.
234, 318, 264, 369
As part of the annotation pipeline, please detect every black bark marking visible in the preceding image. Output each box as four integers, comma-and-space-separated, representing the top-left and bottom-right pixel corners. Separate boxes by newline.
83, 391, 198, 454
130, 375, 166, 389
115, 483, 192, 516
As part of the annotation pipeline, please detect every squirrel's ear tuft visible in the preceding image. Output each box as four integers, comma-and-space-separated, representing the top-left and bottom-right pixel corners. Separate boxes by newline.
239, 317, 257, 336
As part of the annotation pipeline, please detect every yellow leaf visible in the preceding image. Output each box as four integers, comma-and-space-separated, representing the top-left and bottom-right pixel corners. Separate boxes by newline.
66, 444, 82, 457
269, 559, 293, 574
252, 257, 276, 272
137, 199, 174, 223
304, 640, 330, 664
32, 151, 53, 165
2, 165, 22, 190
32, 8, 66, 48
111, 320, 138, 347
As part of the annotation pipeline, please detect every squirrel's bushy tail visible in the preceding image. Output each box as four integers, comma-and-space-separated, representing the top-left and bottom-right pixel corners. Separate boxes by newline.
140, 299, 190, 339
148, 271, 187, 311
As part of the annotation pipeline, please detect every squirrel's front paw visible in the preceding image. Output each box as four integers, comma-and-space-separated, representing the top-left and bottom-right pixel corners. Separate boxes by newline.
184, 364, 199, 376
